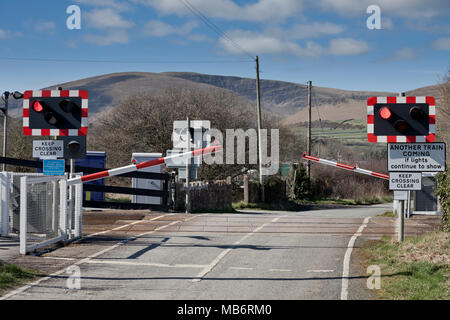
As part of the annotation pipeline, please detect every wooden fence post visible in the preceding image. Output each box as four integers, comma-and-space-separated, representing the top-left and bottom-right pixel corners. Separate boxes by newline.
244, 175, 249, 205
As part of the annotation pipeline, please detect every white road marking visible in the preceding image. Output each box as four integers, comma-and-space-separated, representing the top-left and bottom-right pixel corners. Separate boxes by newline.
83, 213, 186, 239
0, 214, 204, 300
229, 267, 253, 270
192, 216, 284, 283
84, 220, 146, 239
269, 269, 291, 272
307, 270, 334, 273
87, 259, 207, 269
340, 216, 371, 300
42, 257, 77, 261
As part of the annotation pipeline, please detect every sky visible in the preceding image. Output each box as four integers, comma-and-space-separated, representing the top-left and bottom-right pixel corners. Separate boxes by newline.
0, 0, 449, 94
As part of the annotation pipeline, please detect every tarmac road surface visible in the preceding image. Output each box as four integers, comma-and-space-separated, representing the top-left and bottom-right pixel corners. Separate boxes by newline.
0, 203, 440, 300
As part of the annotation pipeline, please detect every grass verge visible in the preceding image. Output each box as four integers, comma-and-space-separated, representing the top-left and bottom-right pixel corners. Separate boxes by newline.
0, 262, 37, 295
361, 232, 449, 300
378, 211, 397, 218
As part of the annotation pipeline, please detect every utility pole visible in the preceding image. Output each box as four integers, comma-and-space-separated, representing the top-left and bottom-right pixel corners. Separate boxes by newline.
185, 116, 191, 214
255, 56, 264, 203
1, 92, 9, 172
306, 81, 312, 178
1, 91, 23, 172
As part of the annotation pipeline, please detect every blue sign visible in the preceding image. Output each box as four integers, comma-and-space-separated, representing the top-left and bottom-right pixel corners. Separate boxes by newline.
43, 159, 65, 176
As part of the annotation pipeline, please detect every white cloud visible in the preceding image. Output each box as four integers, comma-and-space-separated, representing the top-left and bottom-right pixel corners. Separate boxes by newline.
267, 22, 345, 40
34, 21, 56, 33
382, 17, 394, 30
188, 34, 212, 42
143, 20, 198, 37
74, 0, 131, 11
133, 0, 303, 22
219, 30, 369, 57
383, 47, 418, 61
0, 29, 9, 39
328, 38, 369, 55
315, 0, 449, 18
218, 30, 323, 56
433, 37, 450, 50
84, 29, 129, 45
85, 8, 134, 29
0, 28, 20, 39
406, 22, 450, 34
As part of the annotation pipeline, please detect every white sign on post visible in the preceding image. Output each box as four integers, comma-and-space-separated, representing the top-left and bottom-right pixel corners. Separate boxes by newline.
389, 172, 422, 190
172, 120, 211, 150
33, 140, 64, 159
388, 143, 446, 172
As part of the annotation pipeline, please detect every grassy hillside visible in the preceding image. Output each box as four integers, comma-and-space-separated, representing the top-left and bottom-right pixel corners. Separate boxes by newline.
6, 71, 443, 130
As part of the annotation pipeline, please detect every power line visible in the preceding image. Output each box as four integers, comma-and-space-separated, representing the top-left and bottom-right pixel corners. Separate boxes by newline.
0, 56, 252, 64
178, 0, 255, 60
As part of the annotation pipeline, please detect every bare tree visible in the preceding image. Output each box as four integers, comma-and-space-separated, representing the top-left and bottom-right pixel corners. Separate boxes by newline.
90, 87, 306, 181
90, 87, 276, 180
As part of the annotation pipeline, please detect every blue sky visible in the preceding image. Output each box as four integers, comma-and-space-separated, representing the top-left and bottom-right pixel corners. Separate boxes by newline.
0, 0, 449, 93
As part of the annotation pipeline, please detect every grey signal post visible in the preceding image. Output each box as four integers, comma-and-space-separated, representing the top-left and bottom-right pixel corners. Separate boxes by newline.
398, 93, 406, 242
185, 116, 191, 214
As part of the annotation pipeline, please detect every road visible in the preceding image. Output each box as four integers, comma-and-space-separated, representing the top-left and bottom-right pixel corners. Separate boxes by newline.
1, 203, 438, 300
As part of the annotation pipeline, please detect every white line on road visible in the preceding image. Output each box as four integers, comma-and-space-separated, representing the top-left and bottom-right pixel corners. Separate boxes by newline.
87, 259, 207, 269
340, 216, 371, 300
83, 220, 147, 239
229, 267, 253, 270
269, 269, 291, 272
192, 216, 284, 283
42, 257, 77, 261
307, 270, 334, 273
0, 214, 204, 300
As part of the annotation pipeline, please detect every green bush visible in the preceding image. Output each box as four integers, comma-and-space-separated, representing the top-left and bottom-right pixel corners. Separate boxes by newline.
435, 171, 450, 232
293, 164, 312, 200
263, 176, 286, 203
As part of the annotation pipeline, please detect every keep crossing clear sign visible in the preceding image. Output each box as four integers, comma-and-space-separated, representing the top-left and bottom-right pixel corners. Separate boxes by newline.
388, 143, 446, 172
33, 140, 64, 159
389, 172, 422, 190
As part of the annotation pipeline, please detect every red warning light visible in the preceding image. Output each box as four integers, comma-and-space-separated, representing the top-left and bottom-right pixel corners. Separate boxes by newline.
379, 107, 392, 120
31, 101, 44, 113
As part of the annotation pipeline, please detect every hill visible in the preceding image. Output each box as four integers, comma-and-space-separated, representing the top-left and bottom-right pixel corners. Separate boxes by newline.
6, 71, 444, 125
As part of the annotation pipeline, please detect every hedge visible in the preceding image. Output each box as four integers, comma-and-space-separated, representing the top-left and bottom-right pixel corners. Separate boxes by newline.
435, 170, 450, 232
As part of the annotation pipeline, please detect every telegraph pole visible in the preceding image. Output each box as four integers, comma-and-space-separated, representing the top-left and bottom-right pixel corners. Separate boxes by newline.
255, 56, 264, 202
306, 81, 312, 178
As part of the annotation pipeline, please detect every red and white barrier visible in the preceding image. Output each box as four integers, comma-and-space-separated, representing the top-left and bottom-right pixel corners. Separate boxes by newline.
301, 152, 389, 180
67, 144, 222, 186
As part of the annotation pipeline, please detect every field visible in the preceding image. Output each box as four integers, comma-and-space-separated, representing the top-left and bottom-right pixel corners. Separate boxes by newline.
291, 119, 386, 159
